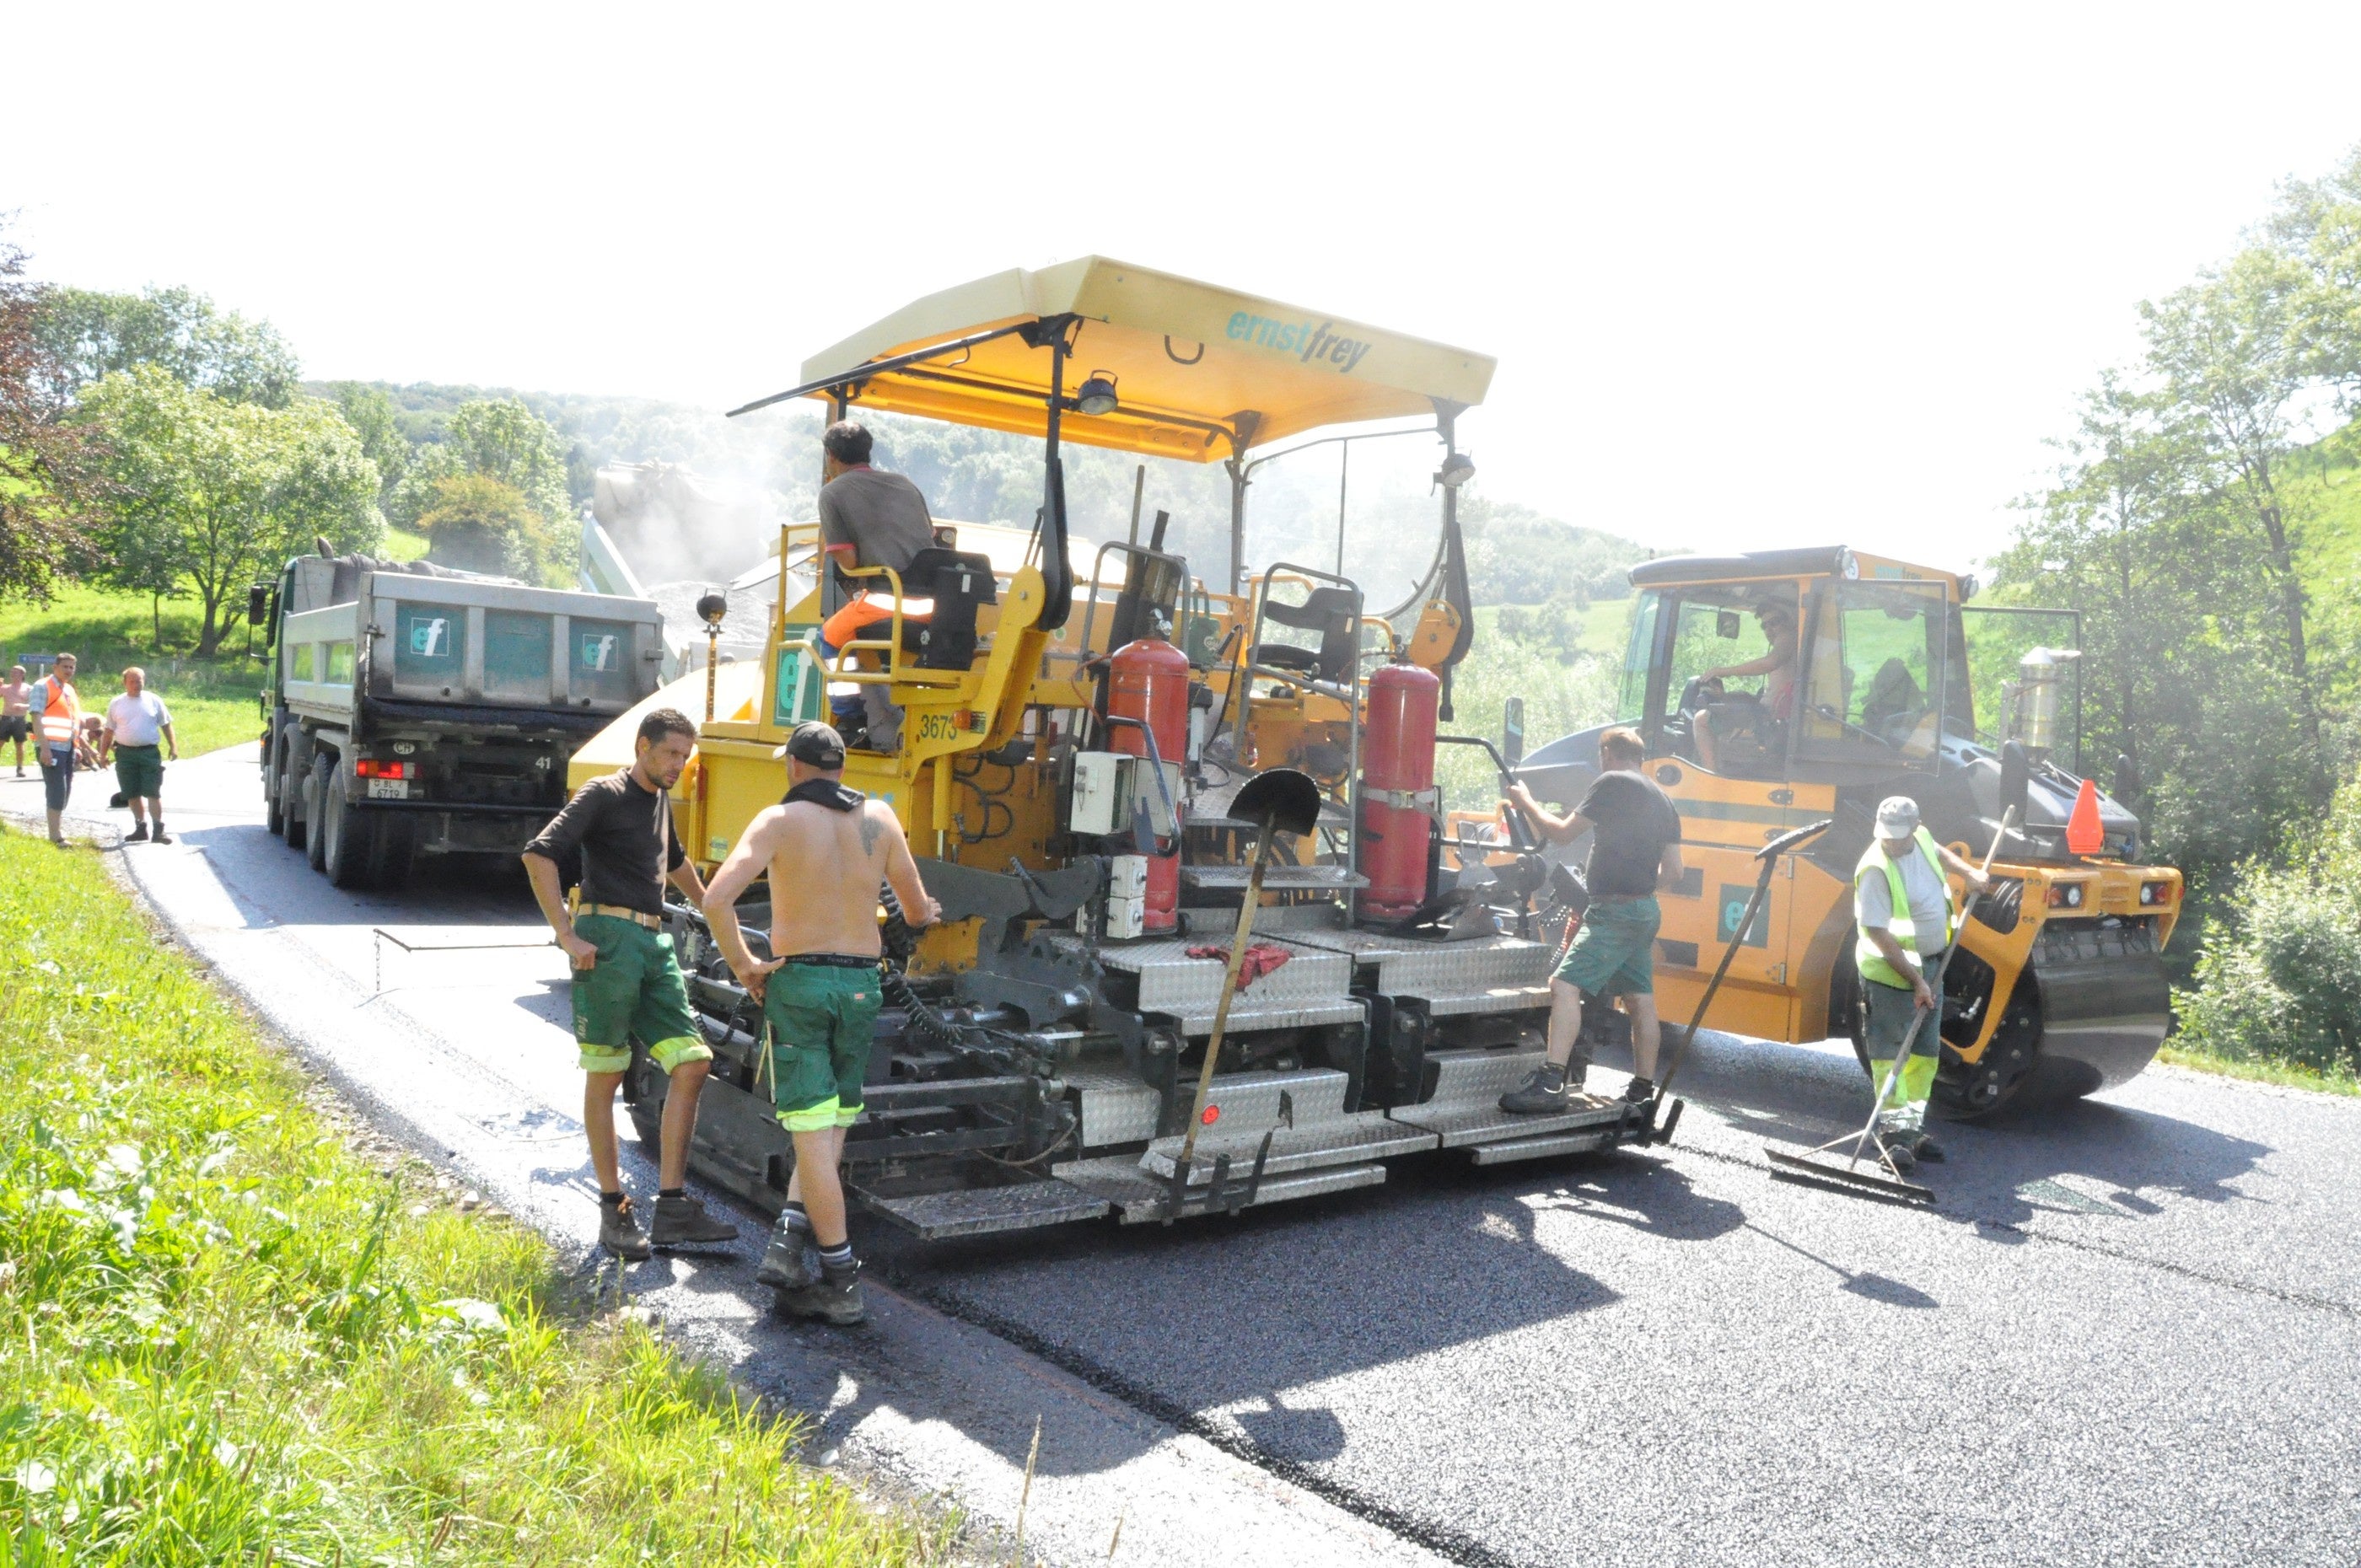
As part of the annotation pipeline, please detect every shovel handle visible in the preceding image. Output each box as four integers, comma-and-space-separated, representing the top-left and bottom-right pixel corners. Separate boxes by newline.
1177, 818, 1277, 1167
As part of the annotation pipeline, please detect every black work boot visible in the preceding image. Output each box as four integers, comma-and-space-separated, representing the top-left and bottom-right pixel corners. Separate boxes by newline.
756, 1207, 818, 1290
1910, 1133, 1947, 1164
649, 1191, 736, 1250
126, 821, 149, 843
1500, 1062, 1573, 1114
778, 1257, 866, 1325
1873, 1132, 1919, 1176
1619, 1075, 1657, 1105
598, 1195, 652, 1261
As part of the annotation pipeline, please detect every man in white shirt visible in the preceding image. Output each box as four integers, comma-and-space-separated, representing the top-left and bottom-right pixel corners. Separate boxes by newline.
99, 667, 178, 844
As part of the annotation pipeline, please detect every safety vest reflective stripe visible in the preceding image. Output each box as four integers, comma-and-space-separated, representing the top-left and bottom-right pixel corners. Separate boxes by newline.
37, 678, 79, 747
1854, 827, 1953, 990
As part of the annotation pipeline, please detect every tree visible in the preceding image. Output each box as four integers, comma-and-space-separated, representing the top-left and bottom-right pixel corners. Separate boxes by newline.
413, 472, 548, 579
389, 397, 574, 583
79, 368, 380, 654
34, 285, 300, 408
0, 223, 98, 600
2139, 249, 2327, 772
322, 380, 410, 513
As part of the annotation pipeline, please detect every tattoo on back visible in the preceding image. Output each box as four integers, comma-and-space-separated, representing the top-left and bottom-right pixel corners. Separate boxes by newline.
858, 805, 882, 856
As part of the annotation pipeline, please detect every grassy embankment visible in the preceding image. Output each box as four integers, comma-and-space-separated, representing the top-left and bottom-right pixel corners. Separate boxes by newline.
0, 825, 945, 1564
1, 585, 271, 758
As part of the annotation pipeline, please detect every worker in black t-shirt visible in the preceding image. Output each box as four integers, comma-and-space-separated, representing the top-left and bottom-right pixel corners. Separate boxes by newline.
1498, 726, 1686, 1114
523, 707, 737, 1260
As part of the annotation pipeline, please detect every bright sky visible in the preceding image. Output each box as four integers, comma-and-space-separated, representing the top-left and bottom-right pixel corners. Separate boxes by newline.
8, 3, 2360, 573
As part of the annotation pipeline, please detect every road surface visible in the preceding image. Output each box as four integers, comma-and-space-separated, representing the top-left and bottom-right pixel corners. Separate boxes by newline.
13, 744, 2358, 1566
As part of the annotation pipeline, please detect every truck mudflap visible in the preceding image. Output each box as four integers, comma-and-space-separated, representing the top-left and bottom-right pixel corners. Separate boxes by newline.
2019, 919, 2172, 1100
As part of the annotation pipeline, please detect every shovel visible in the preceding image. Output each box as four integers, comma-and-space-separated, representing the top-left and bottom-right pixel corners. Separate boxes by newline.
1645, 816, 1834, 1141
1174, 768, 1322, 1175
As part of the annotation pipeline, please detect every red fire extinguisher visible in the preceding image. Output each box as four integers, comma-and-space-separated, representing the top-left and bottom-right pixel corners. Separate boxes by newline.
1107, 634, 1190, 932
1358, 661, 1440, 921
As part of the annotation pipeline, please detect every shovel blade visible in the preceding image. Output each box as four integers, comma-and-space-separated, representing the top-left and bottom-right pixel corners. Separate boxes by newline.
1765, 1145, 1936, 1205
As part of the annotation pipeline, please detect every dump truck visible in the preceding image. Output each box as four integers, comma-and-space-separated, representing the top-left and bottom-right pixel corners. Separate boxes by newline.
256, 548, 664, 889
1494, 549, 2181, 1115
567, 256, 1689, 1241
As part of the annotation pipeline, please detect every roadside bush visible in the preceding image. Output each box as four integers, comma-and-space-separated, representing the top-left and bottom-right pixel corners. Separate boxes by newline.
2175, 781, 2361, 1077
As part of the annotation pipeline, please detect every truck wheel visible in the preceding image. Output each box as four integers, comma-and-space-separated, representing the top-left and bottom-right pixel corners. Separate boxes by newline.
306, 754, 332, 872
279, 738, 309, 851
263, 731, 286, 836
322, 779, 374, 890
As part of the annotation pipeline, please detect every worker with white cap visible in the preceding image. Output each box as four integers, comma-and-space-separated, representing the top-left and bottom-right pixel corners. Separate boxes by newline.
1853, 795, 1990, 1171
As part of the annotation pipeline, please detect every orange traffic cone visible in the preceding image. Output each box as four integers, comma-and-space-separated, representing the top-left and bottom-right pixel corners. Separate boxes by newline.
2066, 777, 2105, 856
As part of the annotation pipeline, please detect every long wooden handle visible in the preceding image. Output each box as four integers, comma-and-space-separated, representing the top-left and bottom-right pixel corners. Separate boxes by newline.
1177, 819, 1276, 1167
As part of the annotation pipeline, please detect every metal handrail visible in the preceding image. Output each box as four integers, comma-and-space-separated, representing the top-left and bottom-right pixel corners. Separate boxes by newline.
1225, 561, 1365, 889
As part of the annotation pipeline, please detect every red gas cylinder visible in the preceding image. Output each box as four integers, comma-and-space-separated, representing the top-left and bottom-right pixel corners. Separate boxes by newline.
1107, 634, 1191, 932
1358, 660, 1441, 922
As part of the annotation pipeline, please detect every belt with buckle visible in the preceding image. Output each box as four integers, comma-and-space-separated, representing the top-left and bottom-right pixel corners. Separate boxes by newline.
579, 904, 664, 930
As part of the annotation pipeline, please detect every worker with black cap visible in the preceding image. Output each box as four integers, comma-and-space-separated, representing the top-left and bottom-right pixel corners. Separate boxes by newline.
702, 721, 941, 1324
1854, 795, 1990, 1171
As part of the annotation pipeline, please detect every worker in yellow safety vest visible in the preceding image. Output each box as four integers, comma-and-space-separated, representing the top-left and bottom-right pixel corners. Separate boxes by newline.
33, 652, 83, 849
1853, 796, 1989, 1173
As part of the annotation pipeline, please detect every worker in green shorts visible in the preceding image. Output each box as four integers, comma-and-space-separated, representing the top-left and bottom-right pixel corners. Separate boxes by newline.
703, 722, 939, 1325
524, 707, 737, 1260
1497, 725, 1686, 1114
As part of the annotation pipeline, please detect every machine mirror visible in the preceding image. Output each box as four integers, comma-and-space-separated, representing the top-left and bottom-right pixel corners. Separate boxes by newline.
1999, 740, 2030, 832
1503, 695, 1525, 771
1716, 609, 1740, 639
2112, 752, 2141, 801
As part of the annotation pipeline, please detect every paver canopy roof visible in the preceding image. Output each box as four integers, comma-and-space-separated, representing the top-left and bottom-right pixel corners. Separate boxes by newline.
773, 256, 1496, 461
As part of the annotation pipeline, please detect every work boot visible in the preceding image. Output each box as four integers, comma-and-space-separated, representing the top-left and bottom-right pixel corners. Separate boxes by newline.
598, 1195, 653, 1261
1500, 1063, 1572, 1114
777, 1257, 866, 1325
1910, 1133, 1947, 1164
1872, 1133, 1918, 1176
649, 1192, 737, 1250
126, 821, 148, 843
756, 1208, 819, 1289
1619, 1075, 1656, 1105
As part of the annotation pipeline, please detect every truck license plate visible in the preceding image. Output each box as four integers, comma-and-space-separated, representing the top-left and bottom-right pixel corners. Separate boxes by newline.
366, 779, 411, 800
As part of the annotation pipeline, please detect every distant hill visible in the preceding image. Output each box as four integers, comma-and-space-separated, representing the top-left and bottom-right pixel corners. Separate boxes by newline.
308, 380, 1654, 611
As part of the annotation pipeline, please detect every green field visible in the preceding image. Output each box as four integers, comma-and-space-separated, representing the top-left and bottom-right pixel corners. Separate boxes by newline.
0, 585, 271, 758
0, 824, 942, 1564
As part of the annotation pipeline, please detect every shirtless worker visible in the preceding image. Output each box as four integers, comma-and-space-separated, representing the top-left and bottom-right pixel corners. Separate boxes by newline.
1, 665, 32, 776
702, 721, 940, 1324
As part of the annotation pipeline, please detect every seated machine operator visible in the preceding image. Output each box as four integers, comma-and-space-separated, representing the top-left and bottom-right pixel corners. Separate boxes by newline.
814, 420, 937, 744
1691, 599, 1798, 774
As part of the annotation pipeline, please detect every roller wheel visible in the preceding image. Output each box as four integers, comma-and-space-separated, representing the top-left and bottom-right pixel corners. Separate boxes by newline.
1936, 978, 2043, 1120
322, 780, 373, 890
279, 738, 309, 851
305, 754, 331, 872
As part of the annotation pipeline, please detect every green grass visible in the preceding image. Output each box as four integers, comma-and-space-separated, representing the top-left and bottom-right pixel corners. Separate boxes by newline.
0, 584, 272, 758
385, 527, 431, 564
0, 825, 947, 1565
2158, 1041, 2360, 1097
